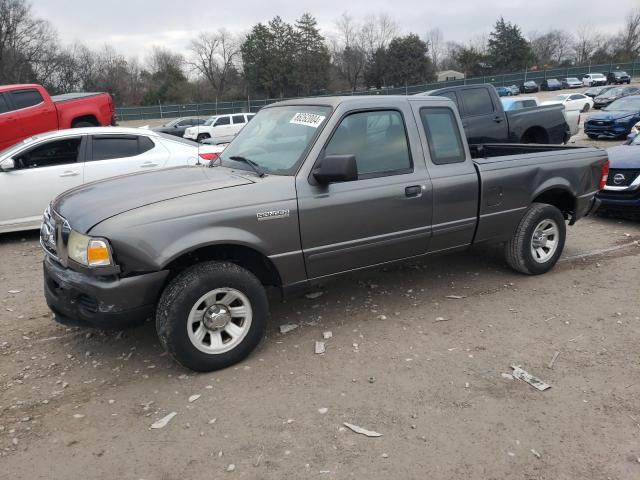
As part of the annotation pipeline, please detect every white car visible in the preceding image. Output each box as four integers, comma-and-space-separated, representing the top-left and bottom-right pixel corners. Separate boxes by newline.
183, 113, 255, 144
500, 96, 539, 110
582, 73, 607, 87
0, 127, 224, 233
541, 94, 594, 112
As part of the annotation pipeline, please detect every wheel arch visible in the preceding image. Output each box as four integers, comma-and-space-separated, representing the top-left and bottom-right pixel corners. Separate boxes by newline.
71, 114, 99, 127
520, 126, 549, 144
531, 184, 577, 221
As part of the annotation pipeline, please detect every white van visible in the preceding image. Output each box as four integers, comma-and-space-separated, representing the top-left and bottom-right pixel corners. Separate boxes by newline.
183, 113, 255, 144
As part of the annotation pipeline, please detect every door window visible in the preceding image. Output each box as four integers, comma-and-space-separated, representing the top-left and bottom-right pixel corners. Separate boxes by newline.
419, 107, 466, 165
91, 136, 140, 161
214, 116, 231, 126
13, 137, 82, 170
232, 115, 246, 125
10, 89, 44, 109
324, 110, 412, 177
0, 94, 9, 114
569, 95, 584, 100
460, 88, 494, 116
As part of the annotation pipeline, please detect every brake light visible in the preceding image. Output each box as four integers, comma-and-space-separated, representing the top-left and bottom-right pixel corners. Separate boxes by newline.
599, 158, 609, 189
199, 152, 219, 161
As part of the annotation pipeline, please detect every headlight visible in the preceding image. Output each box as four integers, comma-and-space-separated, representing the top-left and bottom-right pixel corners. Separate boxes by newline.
67, 230, 113, 267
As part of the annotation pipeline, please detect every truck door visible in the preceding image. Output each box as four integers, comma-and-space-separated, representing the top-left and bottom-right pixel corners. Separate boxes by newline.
10, 88, 57, 139
83, 134, 170, 183
409, 102, 479, 252
457, 86, 509, 144
0, 93, 20, 150
296, 107, 433, 279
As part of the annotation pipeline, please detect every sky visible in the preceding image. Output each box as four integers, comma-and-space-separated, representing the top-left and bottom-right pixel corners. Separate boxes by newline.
35, 0, 630, 60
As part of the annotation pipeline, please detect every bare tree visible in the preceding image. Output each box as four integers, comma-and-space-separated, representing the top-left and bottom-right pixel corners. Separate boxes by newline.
360, 13, 397, 56
573, 25, 601, 64
529, 29, 574, 66
188, 29, 241, 98
426, 28, 443, 70
331, 13, 367, 90
618, 8, 640, 61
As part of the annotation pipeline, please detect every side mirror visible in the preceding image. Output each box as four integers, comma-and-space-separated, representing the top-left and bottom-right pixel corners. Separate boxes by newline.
313, 154, 357, 184
0, 158, 15, 172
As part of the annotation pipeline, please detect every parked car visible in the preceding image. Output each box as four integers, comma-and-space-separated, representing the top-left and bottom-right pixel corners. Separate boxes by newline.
183, 113, 255, 144
541, 78, 562, 91
40, 95, 607, 371
500, 97, 539, 110
584, 95, 640, 139
582, 73, 607, 87
606, 71, 631, 85
584, 86, 614, 98
561, 77, 583, 89
0, 128, 224, 233
593, 86, 640, 109
421, 84, 570, 144
508, 85, 520, 95
597, 135, 640, 215
152, 117, 206, 137
542, 93, 593, 112
519, 81, 539, 93
495, 86, 512, 97
0, 84, 115, 151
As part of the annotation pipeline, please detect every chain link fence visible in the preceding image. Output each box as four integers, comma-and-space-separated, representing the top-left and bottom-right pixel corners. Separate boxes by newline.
116, 60, 640, 122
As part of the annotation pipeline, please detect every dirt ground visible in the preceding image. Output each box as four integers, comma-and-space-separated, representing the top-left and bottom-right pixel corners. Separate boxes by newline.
1, 213, 640, 479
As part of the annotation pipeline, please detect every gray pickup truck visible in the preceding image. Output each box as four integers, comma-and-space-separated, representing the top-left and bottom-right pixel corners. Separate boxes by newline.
41, 95, 608, 371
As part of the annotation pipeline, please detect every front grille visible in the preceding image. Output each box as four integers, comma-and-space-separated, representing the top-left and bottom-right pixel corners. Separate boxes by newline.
607, 169, 640, 187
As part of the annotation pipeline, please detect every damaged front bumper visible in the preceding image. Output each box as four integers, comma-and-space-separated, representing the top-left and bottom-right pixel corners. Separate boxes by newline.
43, 256, 168, 329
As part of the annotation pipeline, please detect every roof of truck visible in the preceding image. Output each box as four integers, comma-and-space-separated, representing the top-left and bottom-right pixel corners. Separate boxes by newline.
267, 95, 450, 108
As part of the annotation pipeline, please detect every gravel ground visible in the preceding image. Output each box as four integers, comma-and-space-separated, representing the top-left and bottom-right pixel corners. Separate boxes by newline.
1, 214, 640, 479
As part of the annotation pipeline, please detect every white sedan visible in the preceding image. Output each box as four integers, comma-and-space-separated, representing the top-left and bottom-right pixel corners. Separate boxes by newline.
0, 127, 224, 233
541, 94, 594, 112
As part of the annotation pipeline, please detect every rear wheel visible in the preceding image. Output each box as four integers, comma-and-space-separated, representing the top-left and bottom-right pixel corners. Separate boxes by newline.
72, 120, 98, 128
505, 203, 566, 275
156, 261, 268, 372
196, 133, 210, 143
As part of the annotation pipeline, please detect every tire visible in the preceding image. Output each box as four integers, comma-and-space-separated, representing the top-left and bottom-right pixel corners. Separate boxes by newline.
196, 133, 210, 143
72, 121, 97, 128
582, 104, 590, 112
505, 203, 566, 275
156, 261, 268, 372
587, 134, 598, 139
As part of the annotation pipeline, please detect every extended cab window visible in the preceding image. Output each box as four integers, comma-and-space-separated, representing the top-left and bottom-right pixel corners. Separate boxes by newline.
460, 88, 493, 116
214, 117, 230, 126
420, 107, 466, 165
232, 115, 246, 124
325, 110, 412, 177
91, 136, 141, 161
13, 137, 82, 170
11, 89, 44, 109
0, 94, 9, 114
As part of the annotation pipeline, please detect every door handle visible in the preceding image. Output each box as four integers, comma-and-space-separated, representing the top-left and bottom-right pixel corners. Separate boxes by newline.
140, 162, 159, 168
493, 115, 503, 123
405, 185, 423, 198
59, 171, 79, 177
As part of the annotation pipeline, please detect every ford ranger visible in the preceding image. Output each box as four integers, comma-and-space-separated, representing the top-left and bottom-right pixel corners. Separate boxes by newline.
0, 84, 115, 150
40, 95, 608, 372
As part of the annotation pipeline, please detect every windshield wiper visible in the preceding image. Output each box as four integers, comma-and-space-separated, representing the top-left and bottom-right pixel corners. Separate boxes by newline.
228, 156, 266, 177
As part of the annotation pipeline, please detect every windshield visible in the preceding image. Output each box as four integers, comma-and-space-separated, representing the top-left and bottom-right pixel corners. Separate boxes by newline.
567, 78, 579, 82
601, 87, 624, 98
219, 105, 331, 175
203, 116, 218, 126
615, 71, 628, 76
163, 118, 180, 127
592, 74, 605, 79
604, 97, 640, 112
156, 132, 199, 146
550, 95, 570, 101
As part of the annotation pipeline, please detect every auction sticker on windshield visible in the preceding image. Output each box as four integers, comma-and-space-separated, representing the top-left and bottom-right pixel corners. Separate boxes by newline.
290, 112, 325, 128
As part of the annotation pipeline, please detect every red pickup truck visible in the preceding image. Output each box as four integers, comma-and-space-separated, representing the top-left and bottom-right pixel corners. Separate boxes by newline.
0, 84, 115, 150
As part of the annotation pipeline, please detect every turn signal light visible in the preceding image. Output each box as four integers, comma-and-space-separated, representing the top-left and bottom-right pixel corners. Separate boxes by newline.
599, 158, 609, 190
199, 152, 219, 161
87, 240, 111, 267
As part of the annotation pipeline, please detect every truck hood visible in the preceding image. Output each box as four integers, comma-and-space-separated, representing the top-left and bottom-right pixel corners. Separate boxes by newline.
52, 166, 254, 233
606, 144, 640, 169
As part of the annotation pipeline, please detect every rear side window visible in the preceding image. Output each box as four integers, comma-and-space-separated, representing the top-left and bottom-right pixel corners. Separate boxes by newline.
232, 115, 246, 124
91, 136, 140, 161
420, 107, 466, 165
521, 100, 537, 108
13, 137, 82, 170
139, 136, 155, 154
439, 91, 459, 110
11, 89, 44, 109
460, 88, 493, 116
325, 110, 412, 177
0, 94, 9, 114
214, 116, 230, 126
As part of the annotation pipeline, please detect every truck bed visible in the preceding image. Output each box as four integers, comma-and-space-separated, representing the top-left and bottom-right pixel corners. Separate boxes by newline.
469, 143, 588, 160
51, 92, 106, 103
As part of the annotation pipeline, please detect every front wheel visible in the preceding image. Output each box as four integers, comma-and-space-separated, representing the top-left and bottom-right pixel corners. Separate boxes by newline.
505, 203, 566, 275
156, 261, 268, 372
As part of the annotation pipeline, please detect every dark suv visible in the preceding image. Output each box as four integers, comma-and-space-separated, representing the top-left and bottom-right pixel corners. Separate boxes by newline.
607, 71, 631, 85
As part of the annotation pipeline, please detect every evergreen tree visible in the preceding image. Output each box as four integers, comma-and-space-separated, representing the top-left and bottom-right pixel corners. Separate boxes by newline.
385, 34, 434, 86
487, 17, 534, 72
